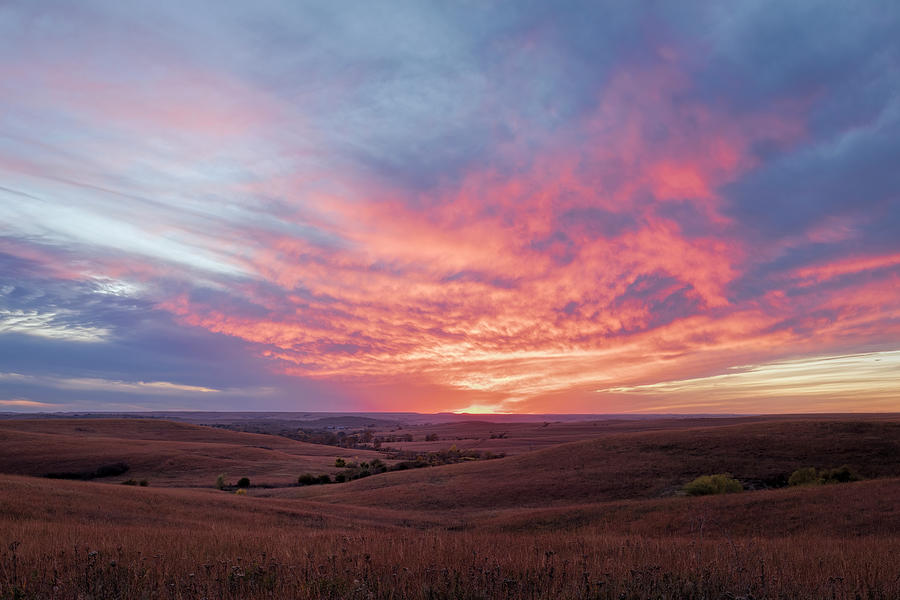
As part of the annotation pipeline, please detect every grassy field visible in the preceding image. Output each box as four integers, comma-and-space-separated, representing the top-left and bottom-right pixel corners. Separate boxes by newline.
0, 419, 386, 487
266, 418, 900, 510
0, 415, 898, 599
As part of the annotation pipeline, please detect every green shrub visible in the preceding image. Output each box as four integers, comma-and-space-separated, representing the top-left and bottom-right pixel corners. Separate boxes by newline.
215, 474, 227, 490
334, 458, 346, 468
788, 467, 822, 486
121, 479, 138, 486
683, 473, 743, 496
789, 465, 862, 486
237, 477, 250, 489
316, 474, 331, 484
139, 480, 148, 487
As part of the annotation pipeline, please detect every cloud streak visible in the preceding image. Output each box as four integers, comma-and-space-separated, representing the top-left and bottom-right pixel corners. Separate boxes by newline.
602, 351, 900, 413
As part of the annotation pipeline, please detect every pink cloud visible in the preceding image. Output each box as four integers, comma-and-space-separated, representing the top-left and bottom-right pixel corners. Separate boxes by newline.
141, 58, 840, 412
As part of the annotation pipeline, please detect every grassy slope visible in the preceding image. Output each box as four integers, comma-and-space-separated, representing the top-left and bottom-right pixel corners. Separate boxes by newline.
369, 415, 791, 453
265, 418, 900, 510
0, 419, 384, 487
5, 473, 897, 600
2, 416, 899, 598
2, 472, 898, 539
478, 477, 900, 537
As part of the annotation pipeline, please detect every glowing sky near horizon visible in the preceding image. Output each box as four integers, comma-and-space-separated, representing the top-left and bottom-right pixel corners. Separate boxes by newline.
1, 1, 898, 414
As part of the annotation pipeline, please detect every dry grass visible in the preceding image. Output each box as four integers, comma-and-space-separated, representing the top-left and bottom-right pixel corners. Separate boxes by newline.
265, 418, 900, 510
1, 415, 898, 599
0, 419, 384, 487
370, 413, 898, 456
2, 476, 898, 599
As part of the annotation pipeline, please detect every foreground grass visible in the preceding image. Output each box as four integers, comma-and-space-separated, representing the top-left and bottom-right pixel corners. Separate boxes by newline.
1, 415, 897, 599
3, 523, 897, 600
1, 475, 898, 599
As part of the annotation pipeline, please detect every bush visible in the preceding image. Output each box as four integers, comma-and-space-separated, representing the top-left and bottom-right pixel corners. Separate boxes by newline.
790, 465, 862, 486
788, 467, 821, 486
235, 488, 247, 495
236, 477, 250, 489
139, 480, 148, 487
121, 479, 138, 486
822, 465, 861, 484
334, 458, 346, 468
298, 473, 332, 486
215, 474, 227, 490
683, 473, 743, 496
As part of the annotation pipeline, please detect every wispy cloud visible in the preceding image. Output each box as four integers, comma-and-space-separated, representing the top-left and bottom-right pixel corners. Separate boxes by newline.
0, 373, 219, 395
0, 398, 59, 408
602, 351, 900, 412
0, 310, 110, 342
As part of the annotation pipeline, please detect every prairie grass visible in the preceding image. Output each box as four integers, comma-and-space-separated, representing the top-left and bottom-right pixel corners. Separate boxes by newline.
1, 473, 899, 599
3, 520, 898, 599
1, 416, 897, 599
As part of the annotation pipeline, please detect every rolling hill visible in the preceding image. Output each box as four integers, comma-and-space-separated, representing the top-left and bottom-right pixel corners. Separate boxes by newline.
0, 418, 384, 487
262, 418, 900, 511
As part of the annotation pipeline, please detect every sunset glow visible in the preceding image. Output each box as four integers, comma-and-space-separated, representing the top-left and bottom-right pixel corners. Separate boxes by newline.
0, 2, 898, 413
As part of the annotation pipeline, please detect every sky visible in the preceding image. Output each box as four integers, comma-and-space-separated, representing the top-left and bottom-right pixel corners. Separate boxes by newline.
1, 1, 898, 414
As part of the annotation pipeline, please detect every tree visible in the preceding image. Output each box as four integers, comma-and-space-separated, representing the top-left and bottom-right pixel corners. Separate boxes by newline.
237, 477, 250, 488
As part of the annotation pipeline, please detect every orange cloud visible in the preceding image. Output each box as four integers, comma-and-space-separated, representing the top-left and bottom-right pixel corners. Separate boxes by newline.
146, 59, 897, 413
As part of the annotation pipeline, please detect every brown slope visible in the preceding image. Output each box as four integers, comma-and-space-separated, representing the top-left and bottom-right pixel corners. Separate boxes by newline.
0, 418, 384, 487
262, 418, 900, 510
369, 414, 870, 456
478, 477, 900, 537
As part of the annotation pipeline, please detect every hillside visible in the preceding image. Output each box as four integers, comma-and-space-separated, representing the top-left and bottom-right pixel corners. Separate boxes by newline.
2, 471, 898, 599
1, 415, 899, 599
263, 418, 900, 510
0, 419, 384, 487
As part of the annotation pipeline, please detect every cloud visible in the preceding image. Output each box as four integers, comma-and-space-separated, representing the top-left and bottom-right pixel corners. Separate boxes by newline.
0, 2, 897, 412
0, 372, 219, 395
0, 398, 58, 408
0, 309, 110, 342
601, 350, 900, 412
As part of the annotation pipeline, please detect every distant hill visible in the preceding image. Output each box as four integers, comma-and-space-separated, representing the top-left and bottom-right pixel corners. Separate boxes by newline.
267, 418, 900, 511
0, 419, 385, 487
